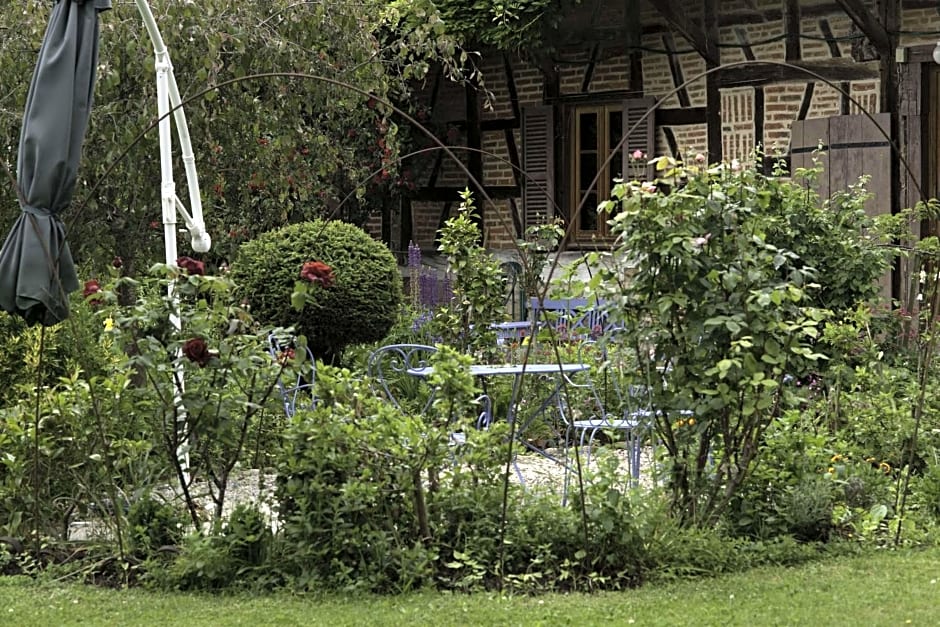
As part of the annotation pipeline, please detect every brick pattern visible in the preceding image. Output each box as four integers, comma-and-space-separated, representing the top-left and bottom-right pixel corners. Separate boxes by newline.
722, 88, 755, 163
396, 0, 940, 252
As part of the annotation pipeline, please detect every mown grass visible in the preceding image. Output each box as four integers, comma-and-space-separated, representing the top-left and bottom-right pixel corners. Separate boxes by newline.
1, 547, 938, 626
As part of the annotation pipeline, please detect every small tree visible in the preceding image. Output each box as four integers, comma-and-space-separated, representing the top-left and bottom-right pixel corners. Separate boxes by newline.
432, 190, 506, 354
588, 156, 889, 526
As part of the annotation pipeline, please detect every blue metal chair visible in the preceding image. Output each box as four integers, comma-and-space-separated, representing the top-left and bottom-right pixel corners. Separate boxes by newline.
367, 343, 440, 416
367, 343, 493, 430
529, 297, 610, 338
558, 332, 655, 502
267, 332, 317, 418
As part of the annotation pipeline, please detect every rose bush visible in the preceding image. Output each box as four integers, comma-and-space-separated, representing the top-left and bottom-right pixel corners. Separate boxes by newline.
581, 156, 889, 525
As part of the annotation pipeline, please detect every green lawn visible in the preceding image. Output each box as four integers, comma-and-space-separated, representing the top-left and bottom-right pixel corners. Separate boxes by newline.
2, 548, 938, 626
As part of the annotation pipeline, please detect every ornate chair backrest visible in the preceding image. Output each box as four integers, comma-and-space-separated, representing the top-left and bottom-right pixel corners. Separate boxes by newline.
367, 344, 439, 415
267, 332, 317, 418
529, 297, 610, 339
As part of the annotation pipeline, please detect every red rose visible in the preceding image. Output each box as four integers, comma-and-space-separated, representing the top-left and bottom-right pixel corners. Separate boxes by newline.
82, 279, 103, 306
182, 338, 212, 367
177, 256, 205, 276
300, 261, 335, 288
277, 348, 295, 366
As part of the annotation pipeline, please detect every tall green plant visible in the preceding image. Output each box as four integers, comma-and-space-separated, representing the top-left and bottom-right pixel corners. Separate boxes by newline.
433, 189, 507, 354
587, 156, 887, 525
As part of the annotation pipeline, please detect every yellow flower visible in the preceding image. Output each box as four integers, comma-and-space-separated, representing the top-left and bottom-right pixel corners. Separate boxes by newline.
103, 317, 114, 331
687, 417, 696, 426
879, 461, 892, 474
827, 467, 835, 474
831, 454, 843, 463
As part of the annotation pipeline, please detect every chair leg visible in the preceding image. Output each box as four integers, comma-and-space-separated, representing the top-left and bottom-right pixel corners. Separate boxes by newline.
512, 456, 526, 487
629, 430, 641, 483
562, 424, 576, 507
584, 428, 601, 467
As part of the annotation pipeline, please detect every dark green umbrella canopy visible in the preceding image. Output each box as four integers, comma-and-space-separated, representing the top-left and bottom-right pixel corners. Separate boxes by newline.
0, 0, 111, 326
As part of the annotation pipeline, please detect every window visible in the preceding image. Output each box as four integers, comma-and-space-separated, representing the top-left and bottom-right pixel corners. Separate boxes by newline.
570, 105, 623, 239
521, 98, 653, 244
566, 99, 654, 243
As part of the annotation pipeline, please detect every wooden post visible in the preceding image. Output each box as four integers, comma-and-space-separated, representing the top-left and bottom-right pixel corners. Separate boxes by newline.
465, 81, 484, 233
704, 0, 722, 164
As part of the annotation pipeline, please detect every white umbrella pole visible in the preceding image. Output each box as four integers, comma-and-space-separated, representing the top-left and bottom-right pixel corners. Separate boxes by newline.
135, 0, 213, 486
136, 0, 210, 253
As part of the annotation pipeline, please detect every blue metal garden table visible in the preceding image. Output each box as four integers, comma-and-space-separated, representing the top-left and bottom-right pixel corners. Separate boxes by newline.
408, 361, 591, 484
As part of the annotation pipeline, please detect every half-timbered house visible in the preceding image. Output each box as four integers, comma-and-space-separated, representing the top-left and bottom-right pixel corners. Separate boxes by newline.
374, 0, 940, 304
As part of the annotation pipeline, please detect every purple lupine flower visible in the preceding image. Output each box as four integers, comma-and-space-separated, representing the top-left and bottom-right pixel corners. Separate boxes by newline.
412, 310, 432, 333
408, 241, 422, 270
419, 270, 435, 308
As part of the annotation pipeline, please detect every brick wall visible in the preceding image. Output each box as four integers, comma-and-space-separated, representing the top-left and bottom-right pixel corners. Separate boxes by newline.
399, 0, 940, 252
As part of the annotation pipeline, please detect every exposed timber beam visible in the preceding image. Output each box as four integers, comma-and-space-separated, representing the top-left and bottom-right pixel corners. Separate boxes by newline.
649, 0, 719, 65
783, 0, 801, 61
703, 0, 721, 164
833, 0, 891, 53
714, 60, 879, 88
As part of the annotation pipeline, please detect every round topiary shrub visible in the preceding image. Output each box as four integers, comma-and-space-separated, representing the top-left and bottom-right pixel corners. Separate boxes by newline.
231, 219, 402, 363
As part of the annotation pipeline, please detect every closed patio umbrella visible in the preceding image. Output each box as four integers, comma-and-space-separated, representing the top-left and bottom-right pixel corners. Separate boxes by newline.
0, 0, 111, 326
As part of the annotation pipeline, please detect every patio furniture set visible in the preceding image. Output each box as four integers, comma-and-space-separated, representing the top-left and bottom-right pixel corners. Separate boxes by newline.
266, 299, 662, 500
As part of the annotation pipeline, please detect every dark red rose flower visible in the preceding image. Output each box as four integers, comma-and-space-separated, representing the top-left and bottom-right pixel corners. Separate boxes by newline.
277, 348, 295, 366
300, 261, 335, 288
82, 279, 103, 306
182, 338, 212, 367
177, 256, 205, 276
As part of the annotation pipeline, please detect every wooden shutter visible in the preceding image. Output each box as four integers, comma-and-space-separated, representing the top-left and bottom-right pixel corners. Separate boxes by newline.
522, 105, 555, 230
791, 113, 891, 219
622, 98, 656, 181
829, 114, 892, 219
791, 113, 892, 300
790, 117, 831, 199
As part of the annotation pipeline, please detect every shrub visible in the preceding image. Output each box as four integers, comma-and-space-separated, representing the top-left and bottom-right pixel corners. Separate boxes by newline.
275, 362, 479, 592
779, 477, 834, 542
142, 503, 277, 592
127, 494, 188, 556
0, 297, 112, 407
577, 155, 893, 527
231, 219, 403, 363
